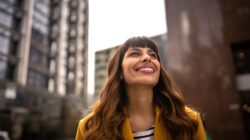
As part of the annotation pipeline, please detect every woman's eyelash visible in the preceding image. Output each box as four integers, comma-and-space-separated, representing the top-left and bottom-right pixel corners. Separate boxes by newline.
129, 52, 140, 56
149, 53, 158, 58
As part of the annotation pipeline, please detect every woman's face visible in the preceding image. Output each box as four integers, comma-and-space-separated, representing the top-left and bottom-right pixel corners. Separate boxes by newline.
121, 47, 160, 87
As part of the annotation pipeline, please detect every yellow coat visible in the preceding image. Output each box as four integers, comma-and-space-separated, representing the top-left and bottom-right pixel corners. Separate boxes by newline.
75, 107, 206, 140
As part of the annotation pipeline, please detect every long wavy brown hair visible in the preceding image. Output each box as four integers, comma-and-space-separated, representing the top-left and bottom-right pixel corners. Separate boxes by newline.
83, 36, 198, 140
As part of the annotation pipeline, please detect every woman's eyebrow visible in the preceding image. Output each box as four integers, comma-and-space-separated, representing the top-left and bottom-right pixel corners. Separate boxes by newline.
147, 49, 156, 53
128, 48, 141, 52
127, 48, 156, 54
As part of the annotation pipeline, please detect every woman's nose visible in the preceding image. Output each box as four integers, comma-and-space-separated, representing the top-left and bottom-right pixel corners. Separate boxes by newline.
142, 53, 151, 62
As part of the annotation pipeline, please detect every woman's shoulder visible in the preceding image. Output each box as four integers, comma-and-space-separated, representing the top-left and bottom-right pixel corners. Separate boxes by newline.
185, 107, 206, 140
184, 106, 201, 120
76, 112, 94, 140
79, 112, 94, 126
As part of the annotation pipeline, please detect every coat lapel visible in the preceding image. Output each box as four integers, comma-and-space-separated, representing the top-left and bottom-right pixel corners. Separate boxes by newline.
154, 107, 168, 140
122, 118, 134, 140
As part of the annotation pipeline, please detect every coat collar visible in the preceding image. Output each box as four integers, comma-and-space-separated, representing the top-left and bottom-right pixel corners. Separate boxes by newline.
121, 107, 168, 140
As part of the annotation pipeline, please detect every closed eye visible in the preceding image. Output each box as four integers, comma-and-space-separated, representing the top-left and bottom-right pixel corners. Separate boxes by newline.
149, 52, 158, 59
128, 51, 141, 57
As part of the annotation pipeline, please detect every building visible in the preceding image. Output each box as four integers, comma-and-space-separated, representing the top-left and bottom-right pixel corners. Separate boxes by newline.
151, 34, 168, 68
94, 47, 117, 95
49, 0, 88, 97
0, 0, 88, 139
94, 34, 167, 95
164, 0, 250, 139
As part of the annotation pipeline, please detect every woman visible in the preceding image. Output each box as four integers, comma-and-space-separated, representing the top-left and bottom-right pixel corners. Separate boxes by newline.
76, 36, 206, 140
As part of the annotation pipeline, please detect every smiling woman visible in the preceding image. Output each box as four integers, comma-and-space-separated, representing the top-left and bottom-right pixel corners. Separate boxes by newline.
122, 47, 160, 87
76, 36, 206, 140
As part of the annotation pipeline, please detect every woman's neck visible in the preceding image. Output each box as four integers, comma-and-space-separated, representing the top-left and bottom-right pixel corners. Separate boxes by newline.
126, 85, 154, 117
125, 85, 155, 132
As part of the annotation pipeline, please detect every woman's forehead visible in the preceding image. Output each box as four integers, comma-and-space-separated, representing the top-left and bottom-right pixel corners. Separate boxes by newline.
126, 46, 157, 53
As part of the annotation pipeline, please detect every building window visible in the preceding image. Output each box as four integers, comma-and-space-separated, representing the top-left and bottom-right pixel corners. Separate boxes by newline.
68, 56, 75, 64
68, 71, 75, 81
67, 83, 74, 94
27, 70, 48, 88
51, 24, 58, 39
30, 48, 41, 64
29, 48, 48, 67
6, 62, 15, 80
52, 6, 60, 20
70, 0, 78, 8
70, 13, 77, 22
50, 41, 57, 56
9, 39, 19, 55
48, 78, 54, 92
69, 45, 75, 53
32, 28, 49, 46
27, 70, 35, 85
12, 16, 21, 32
36, 1, 50, 16
69, 28, 76, 38
0, 36, 10, 54
0, 60, 7, 79
49, 60, 55, 73
0, 11, 13, 28
14, 0, 24, 8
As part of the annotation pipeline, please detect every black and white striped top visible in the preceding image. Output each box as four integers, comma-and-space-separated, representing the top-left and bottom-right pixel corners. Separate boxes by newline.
132, 125, 154, 140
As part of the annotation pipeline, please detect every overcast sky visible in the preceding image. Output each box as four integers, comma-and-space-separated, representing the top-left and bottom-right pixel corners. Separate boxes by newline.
88, 0, 167, 94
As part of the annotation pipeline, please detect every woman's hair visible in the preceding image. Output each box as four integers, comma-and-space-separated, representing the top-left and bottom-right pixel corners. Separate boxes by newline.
83, 36, 198, 140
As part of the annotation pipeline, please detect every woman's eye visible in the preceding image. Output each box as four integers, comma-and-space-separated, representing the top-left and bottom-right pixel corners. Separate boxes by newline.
149, 53, 158, 59
129, 52, 140, 56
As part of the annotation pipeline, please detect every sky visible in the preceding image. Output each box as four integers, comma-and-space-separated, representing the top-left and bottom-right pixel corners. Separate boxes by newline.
88, 0, 167, 94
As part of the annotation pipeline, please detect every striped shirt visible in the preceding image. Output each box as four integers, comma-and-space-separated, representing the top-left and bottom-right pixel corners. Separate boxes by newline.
132, 125, 154, 140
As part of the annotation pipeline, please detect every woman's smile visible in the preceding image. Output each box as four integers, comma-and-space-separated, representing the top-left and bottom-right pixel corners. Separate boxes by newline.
135, 64, 155, 73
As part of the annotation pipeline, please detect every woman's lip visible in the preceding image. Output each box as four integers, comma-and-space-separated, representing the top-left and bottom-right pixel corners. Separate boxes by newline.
135, 65, 155, 72
138, 67, 154, 73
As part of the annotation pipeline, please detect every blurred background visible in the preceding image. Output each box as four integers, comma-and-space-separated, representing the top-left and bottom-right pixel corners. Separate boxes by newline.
0, 0, 249, 140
